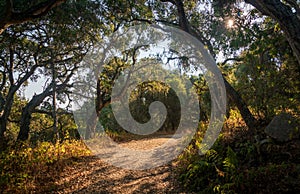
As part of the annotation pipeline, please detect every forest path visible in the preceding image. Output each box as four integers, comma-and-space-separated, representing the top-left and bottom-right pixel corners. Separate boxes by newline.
54, 135, 187, 193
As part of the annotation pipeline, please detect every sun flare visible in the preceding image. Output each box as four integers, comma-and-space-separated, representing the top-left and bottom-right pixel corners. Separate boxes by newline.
227, 19, 234, 28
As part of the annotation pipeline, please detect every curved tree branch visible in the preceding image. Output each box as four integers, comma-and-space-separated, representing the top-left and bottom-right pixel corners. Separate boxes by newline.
245, 0, 300, 65
160, 0, 257, 129
0, 0, 67, 34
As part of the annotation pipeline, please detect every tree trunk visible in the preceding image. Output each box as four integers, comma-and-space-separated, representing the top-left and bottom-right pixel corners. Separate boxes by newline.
0, 117, 8, 143
224, 78, 256, 128
0, 117, 7, 150
17, 106, 32, 141
245, 0, 300, 66
17, 91, 51, 141
0, 88, 16, 144
85, 79, 111, 139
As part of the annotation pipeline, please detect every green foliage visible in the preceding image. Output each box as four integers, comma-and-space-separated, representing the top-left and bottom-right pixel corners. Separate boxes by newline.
99, 79, 182, 133
190, 75, 211, 121
129, 80, 181, 132
29, 111, 79, 144
99, 105, 123, 133
227, 20, 300, 121
223, 146, 238, 173
179, 144, 227, 193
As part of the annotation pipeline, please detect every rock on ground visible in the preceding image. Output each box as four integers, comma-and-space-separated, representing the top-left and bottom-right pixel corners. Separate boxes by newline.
265, 113, 299, 142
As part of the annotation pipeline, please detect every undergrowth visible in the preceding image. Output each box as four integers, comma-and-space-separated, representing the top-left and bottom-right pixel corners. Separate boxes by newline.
178, 120, 300, 193
0, 140, 91, 193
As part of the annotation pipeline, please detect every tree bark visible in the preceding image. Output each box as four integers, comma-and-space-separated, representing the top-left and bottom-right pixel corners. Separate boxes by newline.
245, 0, 300, 66
17, 90, 51, 141
0, 92, 14, 140
0, 85, 19, 144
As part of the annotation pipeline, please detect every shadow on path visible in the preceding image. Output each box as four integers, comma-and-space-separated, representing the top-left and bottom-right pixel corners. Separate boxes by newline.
49, 135, 188, 193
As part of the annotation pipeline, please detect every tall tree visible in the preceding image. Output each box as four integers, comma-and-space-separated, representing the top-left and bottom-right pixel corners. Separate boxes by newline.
0, 26, 46, 144
0, 0, 104, 146
16, 0, 104, 142
155, 0, 257, 129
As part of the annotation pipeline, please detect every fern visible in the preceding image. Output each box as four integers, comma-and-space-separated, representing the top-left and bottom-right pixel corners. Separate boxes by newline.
205, 149, 221, 164
223, 146, 238, 172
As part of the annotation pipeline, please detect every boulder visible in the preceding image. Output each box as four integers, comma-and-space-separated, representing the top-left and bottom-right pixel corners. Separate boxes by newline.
264, 113, 299, 142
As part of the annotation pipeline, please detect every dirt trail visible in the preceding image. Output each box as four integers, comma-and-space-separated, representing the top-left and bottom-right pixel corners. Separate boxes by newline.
54, 135, 187, 193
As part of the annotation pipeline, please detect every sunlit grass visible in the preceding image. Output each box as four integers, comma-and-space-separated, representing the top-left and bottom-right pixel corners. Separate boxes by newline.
0, 140, 91, 193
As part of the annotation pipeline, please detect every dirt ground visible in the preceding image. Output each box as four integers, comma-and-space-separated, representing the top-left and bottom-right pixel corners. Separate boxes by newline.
53, 136, 188, 193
